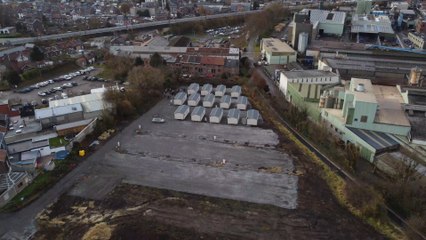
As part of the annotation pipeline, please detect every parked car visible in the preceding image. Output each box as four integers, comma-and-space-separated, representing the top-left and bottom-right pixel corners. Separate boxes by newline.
62, 83, 73, 88
53, 86, 63, 91
38, 91, 46, 96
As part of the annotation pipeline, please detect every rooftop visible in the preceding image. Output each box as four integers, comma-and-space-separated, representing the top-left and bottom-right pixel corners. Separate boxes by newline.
7, 139, 49, 155
210, 107, 223, 117
247, 109, 260, 120
49, 93, 110, 113
261, 38, 295, 53
203, 94, 215, 102
349, 78, 377, 103
351, 14, 394, 34
192, 106, 206, 116
373, 85, 410, 126
35, 103, 83, 120
228, 108, 240, 118
301, 9, 346, 24
175, 105, 189, 114
54, 118, 93, 132
348, 127, 399, 152
281, 69, 339, 79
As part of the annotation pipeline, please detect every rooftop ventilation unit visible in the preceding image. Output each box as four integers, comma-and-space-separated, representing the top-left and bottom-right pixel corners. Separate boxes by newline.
355, 83, 365, 92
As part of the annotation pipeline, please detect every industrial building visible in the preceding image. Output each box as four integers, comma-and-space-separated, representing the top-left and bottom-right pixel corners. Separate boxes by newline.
173, 92, 187, 105
215, 84, 226, 97
408, 32, 426, 49
35, 103, 84, 128
290, 11, 313, 49
209, 107, 223, 123
220, 95, 232, 109
236, 96, 249, 110
247, 109, 260, 126
191, 106, 206, 122
318, 55, 426, 85
351, 14, 395, 42
230, 85, 242, 98
301, 9, 346, 36
356, 0, 372, 15
201, 84, 213, 96
174, 105, 190, 120
321, 78, 411, 161
187, 83, 200, 95
260, 38, 297, 65
279, 70, 340, 97
227, 108, 240, 125
202, 94, 215, 108
188, 93, 201, 106
48, 92, 112, 120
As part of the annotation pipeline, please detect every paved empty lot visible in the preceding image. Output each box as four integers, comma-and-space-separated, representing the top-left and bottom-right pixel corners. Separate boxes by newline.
71, 100, 299, 209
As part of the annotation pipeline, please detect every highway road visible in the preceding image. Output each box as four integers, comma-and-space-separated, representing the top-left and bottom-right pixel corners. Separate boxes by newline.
0, 2, 327, 46
0, 11, 260, 46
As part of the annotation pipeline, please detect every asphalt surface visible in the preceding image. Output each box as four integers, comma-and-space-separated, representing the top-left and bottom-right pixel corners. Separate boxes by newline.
0, 99, 298, 239
1, 68, 107, 106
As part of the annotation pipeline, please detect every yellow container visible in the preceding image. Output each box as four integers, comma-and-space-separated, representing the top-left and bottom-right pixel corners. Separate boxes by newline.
79, 150, 85, 157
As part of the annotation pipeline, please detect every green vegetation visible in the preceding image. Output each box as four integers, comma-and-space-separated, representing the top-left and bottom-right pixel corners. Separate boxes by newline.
49, 137, 68, 148
1, 154, 79, 212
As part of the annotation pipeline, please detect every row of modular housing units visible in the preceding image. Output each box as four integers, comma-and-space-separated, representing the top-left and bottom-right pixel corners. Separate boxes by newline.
174, 105, 261, 126
174, 92, 250, 110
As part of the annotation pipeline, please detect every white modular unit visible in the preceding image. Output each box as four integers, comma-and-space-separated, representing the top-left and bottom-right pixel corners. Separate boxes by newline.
236, 96, 248, 110
227, 108, 240, 125
173, 92, 187, 105
187, 93, 201, 106
203, 93, 215, 108
201, 83, 213, 96
187, 83, 200, 95
230, 85, 242, 98
220, 95, 232, 109
191, 106, 206, 122
215, 84, 226, 97
247, 109, 260, 126
174, 105, 190, 120
209, 107, 223, 123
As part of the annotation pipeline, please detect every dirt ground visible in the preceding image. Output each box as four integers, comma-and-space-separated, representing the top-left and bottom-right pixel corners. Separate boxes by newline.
34, 160, 385, 240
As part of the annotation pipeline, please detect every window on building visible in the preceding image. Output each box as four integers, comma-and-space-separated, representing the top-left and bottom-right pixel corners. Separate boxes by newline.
360, 115, 368, 122
354, 118, 358, 121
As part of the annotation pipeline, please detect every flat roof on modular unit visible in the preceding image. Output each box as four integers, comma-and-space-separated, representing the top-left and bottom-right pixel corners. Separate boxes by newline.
192, 106, 206, 116
188, 83, 200, 91
210, 107, 223, 117
188, 93, 201, 101
216, 84, 226, 92
228, 108, 241, 118
203, 93, 215, 103
237, 96, 248, 105
201, 83, 213, 92
221, 95, 231, 103
175, 105, 189, 114
231, 85, 242, 93
175, 92, 187, 100
247, 109, 260, 120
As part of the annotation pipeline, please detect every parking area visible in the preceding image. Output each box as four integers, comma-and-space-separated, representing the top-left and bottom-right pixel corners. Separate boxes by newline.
70, 99, 298, 209
1, 67, 110, 106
